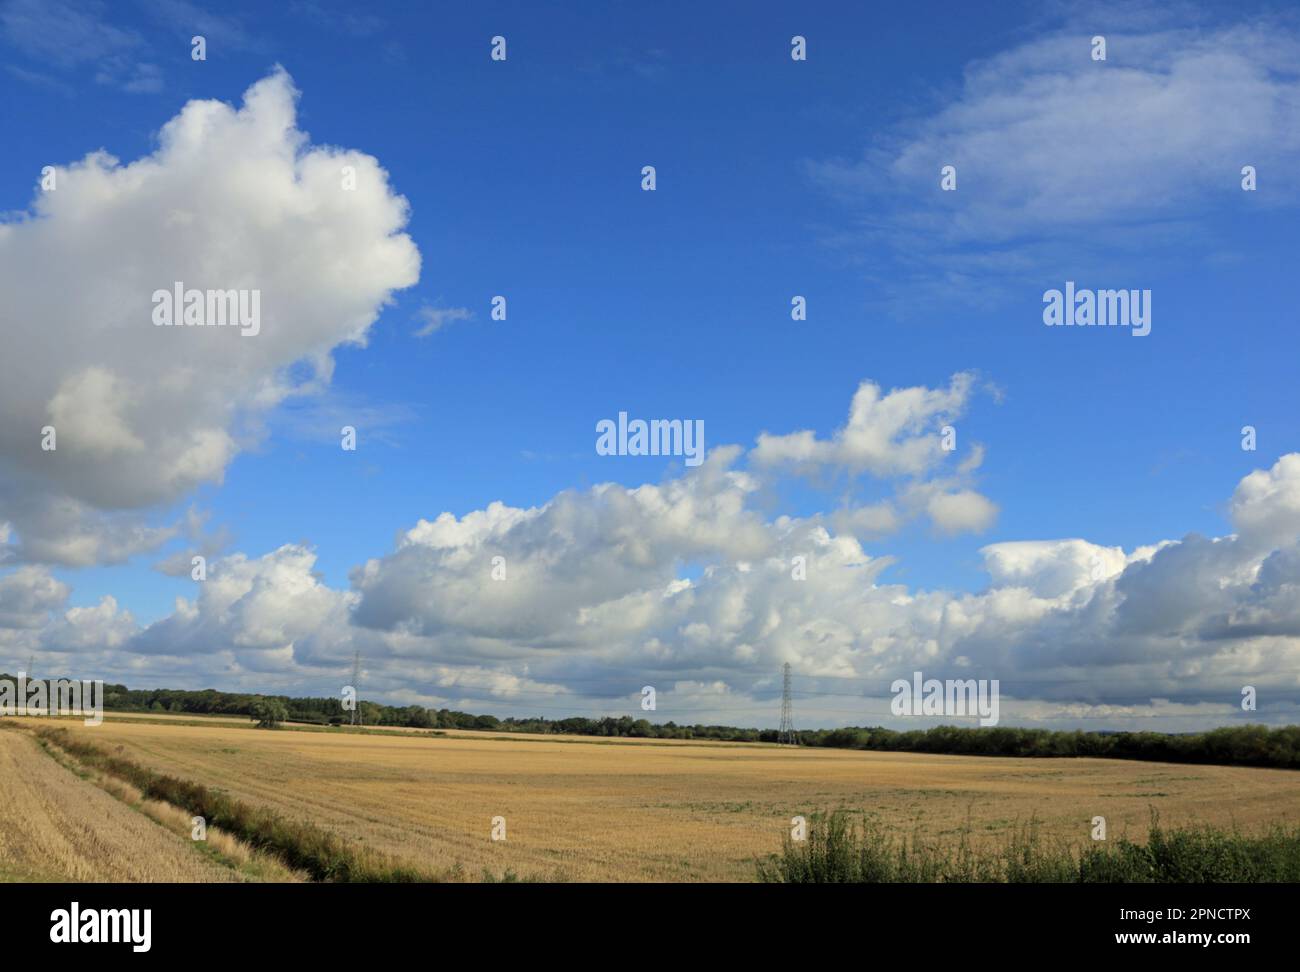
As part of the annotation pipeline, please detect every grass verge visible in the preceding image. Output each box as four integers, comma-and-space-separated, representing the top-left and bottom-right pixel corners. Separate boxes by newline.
757, 809, 1300, 882
34, 725, 445, 882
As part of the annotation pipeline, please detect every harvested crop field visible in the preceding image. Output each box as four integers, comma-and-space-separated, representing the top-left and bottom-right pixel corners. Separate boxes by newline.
0, 725, 242, 883
32, 714, 1300, 882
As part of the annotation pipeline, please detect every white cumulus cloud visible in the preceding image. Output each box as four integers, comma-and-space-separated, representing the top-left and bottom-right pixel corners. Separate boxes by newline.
0, 69, 420, 565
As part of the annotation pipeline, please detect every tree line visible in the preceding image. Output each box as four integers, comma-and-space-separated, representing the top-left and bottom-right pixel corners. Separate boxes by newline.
6, 675, 1298, 769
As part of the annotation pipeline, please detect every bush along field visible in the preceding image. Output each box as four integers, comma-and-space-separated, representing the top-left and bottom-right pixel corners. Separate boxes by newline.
758, 810, 1300, 883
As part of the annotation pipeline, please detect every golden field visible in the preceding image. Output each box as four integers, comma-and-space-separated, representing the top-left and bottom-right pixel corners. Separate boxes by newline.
27, 713, 1300, 882
0, 726, 245, 882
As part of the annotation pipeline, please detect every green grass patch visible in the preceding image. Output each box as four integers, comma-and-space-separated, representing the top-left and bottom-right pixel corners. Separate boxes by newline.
757, 809, 1300, 883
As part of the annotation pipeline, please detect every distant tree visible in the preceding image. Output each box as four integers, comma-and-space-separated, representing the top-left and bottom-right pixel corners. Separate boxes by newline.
251, 698, 288, 729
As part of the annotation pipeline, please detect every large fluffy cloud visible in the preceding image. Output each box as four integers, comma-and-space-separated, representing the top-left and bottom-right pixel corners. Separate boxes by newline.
12, 430, 1300, 731
334, 450, 1300, 718
0, 69, 419, 565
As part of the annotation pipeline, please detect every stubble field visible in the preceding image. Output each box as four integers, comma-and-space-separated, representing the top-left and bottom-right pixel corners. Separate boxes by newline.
0, 727, 243, 882
36, 714, 1300, 882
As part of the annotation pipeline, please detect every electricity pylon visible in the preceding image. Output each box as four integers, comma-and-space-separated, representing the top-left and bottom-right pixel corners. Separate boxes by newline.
778, 662, 799, 745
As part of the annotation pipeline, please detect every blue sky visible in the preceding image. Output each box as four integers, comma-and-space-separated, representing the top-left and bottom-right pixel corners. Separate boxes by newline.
2, 0, 1299, 729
